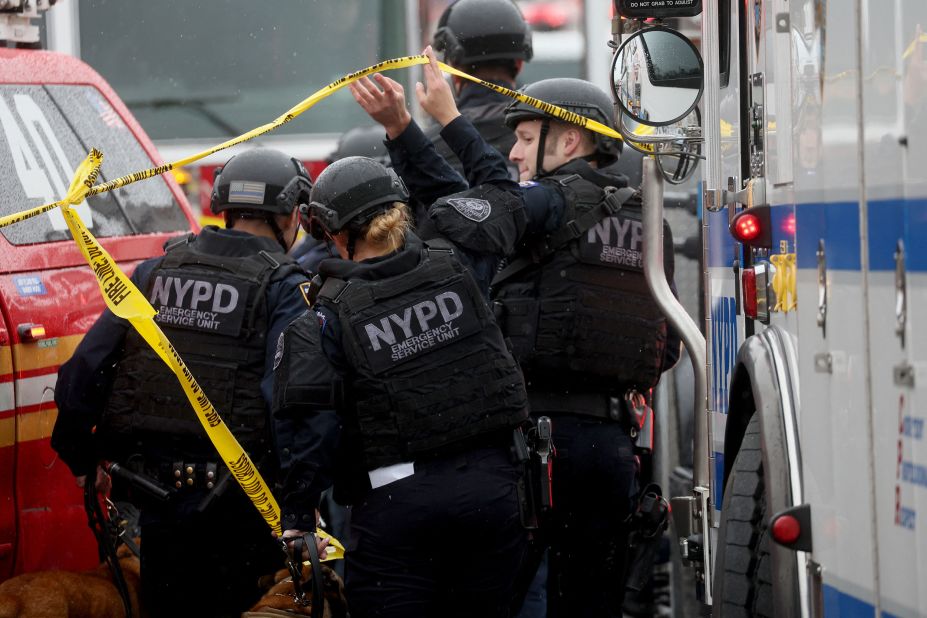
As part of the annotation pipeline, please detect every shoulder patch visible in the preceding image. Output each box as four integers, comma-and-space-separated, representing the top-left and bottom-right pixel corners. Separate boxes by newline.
519, 180, 538, 188
446, 197, 492, 222
299, 281, 313, 308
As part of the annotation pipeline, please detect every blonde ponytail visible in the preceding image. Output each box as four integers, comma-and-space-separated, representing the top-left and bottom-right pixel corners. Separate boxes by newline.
363, 203, 411, 253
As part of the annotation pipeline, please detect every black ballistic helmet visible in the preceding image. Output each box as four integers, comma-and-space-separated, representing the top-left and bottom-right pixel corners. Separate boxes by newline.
433, 0, 533, 67
210, 148, 312, 215
504, 78, 623, 167
307, 156, 409, 236
327, 126, 390, 166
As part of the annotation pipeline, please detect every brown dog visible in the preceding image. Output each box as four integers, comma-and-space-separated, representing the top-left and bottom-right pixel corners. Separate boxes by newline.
0, 547, 141, 618
245, 563, 347, 618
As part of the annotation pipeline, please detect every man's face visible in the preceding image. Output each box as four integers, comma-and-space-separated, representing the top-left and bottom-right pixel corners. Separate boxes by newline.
509, 119, 544, 181
509, 119, 574, 181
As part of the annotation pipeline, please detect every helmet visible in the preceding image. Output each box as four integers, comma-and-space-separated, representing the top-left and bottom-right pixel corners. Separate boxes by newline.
327, 126, 390, 166
306, 156, 409, 236
433, 0, 533, 67
504, 78, 622, 165
210, 148, 312, 215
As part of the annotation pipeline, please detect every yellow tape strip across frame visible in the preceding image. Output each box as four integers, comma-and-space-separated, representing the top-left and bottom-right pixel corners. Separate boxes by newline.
0, 55, 629, 230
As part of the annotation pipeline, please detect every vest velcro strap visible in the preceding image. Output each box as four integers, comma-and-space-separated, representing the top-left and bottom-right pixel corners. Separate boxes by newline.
163, 232, 195, 253
317, 277, 351, 303
258, 250, 281, 269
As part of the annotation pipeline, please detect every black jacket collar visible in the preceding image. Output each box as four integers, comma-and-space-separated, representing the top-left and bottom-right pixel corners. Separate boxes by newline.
318, 232, 424, 282
192, 225, 285, 257
457, 78, 517, 111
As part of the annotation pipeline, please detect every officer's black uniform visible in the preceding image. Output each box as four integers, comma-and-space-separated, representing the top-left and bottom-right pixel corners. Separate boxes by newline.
496, 165, 678, 618
52, 149, 313, 618
504, 80, 680, 618
390, 79, 682, 618
273, 152, 530, 618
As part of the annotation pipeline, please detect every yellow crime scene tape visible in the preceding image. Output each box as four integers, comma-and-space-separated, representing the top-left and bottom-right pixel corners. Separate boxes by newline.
770, 253, 797, 313
0, 54, 639, 562
25, 149, 344, 560
0, 54, 638, 230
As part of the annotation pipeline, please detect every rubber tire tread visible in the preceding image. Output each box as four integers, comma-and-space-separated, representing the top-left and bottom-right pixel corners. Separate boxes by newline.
717, 414, 773, 618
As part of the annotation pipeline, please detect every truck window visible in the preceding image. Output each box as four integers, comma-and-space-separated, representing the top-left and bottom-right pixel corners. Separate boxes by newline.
0, 85, 186, 246
79, 1, 384, 141
46, 86, 188, 235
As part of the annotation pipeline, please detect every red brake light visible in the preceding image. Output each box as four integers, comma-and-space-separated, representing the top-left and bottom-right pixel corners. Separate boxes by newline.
771, 514, 801, 545
729, 205, 773, 248
741, 268, 757, 319
734, 213, 762, 242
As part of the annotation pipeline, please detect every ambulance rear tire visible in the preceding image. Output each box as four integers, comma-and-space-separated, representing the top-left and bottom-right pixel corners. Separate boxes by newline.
713, 413, 773, 618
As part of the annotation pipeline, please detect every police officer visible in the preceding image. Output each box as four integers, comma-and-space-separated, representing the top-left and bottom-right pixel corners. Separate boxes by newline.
51, 148, 313, 618
427, 0, 533, 177
495, 78, 680, 618
272, 142, 531, 615
274, 155, 530, 617
359, 64, 680, 616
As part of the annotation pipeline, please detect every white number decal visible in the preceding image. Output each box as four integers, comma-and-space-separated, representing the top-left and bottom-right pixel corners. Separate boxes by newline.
0, 92, 93, 230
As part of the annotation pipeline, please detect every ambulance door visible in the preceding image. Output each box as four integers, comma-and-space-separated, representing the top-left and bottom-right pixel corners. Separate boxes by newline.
789, 0, 880, 611
864, 1, 927, 615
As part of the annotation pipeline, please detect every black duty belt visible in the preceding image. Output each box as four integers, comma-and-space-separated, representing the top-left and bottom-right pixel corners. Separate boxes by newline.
528, 391, 622, 422
154, 461, 221, 490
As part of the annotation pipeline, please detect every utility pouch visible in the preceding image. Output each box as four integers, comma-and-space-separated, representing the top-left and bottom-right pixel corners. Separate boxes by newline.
624, 390, 655, 455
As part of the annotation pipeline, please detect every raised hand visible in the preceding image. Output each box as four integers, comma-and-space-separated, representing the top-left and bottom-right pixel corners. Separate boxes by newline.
415, 45, 461, 127
349, 74, 412, 139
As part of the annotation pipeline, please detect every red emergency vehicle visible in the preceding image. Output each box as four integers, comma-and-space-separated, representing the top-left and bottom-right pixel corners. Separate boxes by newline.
0, 38, 196, 579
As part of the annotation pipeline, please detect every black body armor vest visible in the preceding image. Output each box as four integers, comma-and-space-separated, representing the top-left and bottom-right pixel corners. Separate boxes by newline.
493, 163, 674, 393
100, 238, 300, 463
317, 240, 529, 469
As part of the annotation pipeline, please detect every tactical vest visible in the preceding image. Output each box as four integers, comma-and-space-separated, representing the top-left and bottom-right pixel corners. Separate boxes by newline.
493, 172, 673, 392
317, 241, 529, 469
100, 238, 302, 463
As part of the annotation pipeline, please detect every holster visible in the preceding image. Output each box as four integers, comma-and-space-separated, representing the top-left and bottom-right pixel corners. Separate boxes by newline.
512, 417, 556, 531
512, 427, 540, 530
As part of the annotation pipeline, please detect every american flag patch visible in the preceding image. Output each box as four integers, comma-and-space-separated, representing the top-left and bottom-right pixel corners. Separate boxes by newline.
228, 181, 266, 204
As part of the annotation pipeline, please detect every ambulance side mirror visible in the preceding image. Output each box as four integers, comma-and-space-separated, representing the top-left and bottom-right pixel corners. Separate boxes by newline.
610, 26, 704, 127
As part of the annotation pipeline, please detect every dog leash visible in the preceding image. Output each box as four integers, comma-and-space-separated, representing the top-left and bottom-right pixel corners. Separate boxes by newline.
283, 531, 325, 618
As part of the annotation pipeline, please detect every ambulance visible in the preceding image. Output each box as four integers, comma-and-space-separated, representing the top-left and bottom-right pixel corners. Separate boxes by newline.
611, 0, 927, 615
0, 1, 195, 579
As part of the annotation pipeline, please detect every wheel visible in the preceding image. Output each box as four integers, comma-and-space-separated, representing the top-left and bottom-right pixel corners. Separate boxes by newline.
713, 414, 773, 618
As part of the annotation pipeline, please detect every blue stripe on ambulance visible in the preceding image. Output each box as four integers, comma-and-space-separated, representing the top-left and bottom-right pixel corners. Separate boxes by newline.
823, 584, 875, 616
705, 197, 927, 271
